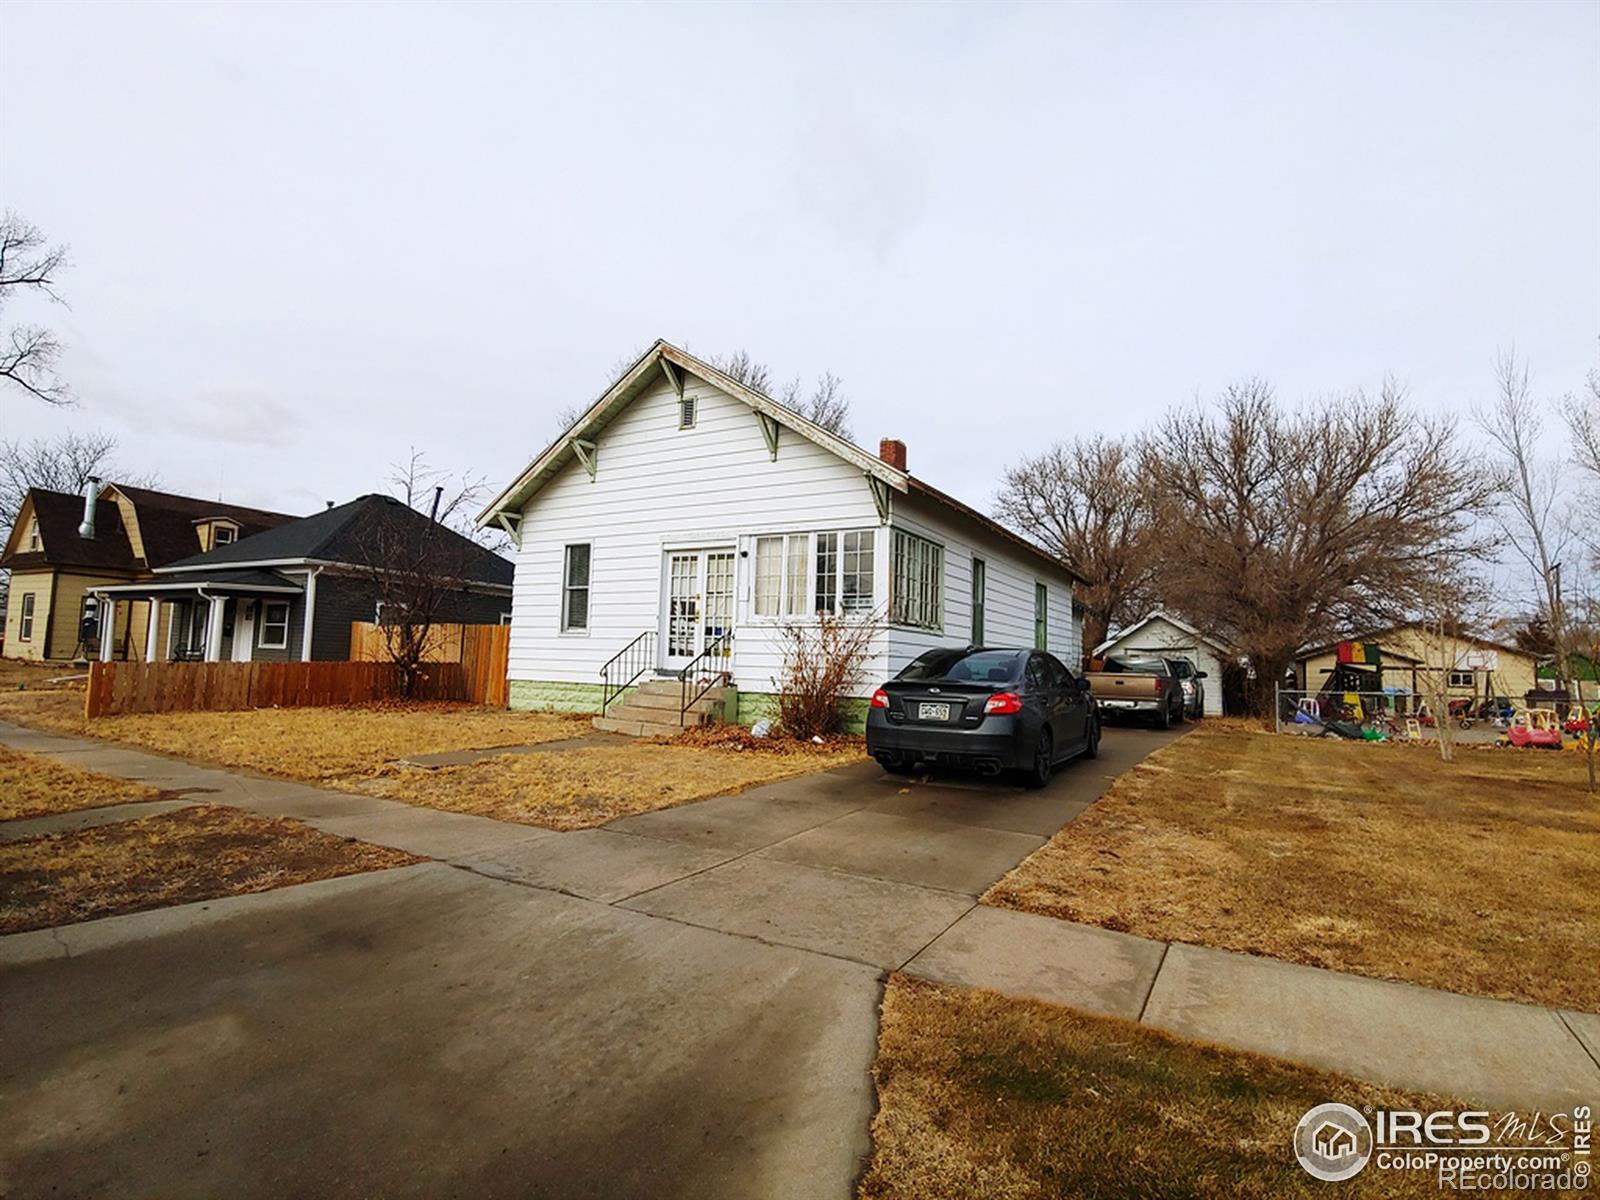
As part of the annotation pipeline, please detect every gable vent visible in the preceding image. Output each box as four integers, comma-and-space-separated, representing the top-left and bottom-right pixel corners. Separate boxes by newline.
678, 394, 697, 429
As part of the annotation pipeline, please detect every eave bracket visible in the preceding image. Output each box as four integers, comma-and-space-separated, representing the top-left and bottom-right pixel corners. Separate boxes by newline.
867, 475, 890, 524
757, 412, 780, 461
573, 439, 598, 481
495, 511, 523, 549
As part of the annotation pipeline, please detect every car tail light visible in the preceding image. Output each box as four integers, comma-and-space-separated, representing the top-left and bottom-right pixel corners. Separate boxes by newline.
984, 692, 1023, 715
1153, 677, 1166, 692
870, 688, 889, 709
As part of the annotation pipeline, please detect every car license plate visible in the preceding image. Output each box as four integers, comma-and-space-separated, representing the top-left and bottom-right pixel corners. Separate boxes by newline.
918, 702, 952, 721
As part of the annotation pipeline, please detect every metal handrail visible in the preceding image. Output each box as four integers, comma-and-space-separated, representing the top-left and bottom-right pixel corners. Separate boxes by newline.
680, 629, 733, 723
600, 630, 655, 715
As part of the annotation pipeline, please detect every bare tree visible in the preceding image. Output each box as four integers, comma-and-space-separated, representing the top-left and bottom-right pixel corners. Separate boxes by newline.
1564, 593, 1600, 793
1566, 366, 1600, 566
1, 430, 157, 533
715, 350, 853, 438
994, 436, 1155, 654
349, 496, 481, 697
1143, 380, 1500, 714
1, 431, 159, 613
0, 213, 73, 406
386, 446, 506, 553
1477, 351, 1573, 704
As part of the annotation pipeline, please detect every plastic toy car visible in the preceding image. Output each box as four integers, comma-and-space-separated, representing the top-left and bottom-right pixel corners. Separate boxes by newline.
1502, 709, 1563, 750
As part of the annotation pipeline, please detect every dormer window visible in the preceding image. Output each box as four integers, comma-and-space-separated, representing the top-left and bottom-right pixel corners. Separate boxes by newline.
678, 394, 697, 429
25, 519, 41, 552
214, 525, 236, 545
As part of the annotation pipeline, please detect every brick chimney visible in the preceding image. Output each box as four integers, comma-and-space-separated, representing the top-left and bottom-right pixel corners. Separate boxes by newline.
878, 438, 907, 471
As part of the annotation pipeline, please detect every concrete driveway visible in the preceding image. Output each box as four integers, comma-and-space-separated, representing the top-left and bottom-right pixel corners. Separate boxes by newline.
0, 726, 1179, 1200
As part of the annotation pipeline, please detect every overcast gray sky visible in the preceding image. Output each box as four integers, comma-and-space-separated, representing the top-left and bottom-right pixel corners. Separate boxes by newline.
2, 0, 1596, 524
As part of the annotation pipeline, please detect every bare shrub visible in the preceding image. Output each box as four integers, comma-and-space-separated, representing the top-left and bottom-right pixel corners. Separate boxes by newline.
774, 611, 878, 739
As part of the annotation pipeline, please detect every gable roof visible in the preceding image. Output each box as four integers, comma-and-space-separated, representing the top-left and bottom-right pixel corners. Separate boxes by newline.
480, 339, 1088, 586
1, 487, 139, 572
1095, 611, 1235, 658
160, 494, 514, 587
109, 484, 296, 567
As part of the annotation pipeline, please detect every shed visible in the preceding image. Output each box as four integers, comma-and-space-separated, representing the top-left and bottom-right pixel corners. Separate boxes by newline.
1095, 611, 1231, 716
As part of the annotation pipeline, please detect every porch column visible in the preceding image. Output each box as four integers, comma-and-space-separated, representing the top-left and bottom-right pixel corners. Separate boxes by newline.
203, 597, 226, 662
145, 599, 161, 662
99, 597, 116, 661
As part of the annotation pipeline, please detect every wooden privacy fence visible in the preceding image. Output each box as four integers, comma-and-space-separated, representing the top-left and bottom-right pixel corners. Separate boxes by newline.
349, 621, 510, 708
85, 660, 468, 718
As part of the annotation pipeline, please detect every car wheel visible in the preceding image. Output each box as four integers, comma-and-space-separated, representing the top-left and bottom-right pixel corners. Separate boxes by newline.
1024, 729, 1053, 789
1083, 717, 1100, 760
1158, 702, 1172, 730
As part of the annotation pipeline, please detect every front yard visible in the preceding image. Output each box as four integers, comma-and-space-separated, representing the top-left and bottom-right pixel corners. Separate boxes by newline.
861, 975, 1468, 1200
985, 721, 1599, 1012
356, 726, 865, 829
0, 745, 159, 821
0, 805, 421, 934
0, 660, 866, 831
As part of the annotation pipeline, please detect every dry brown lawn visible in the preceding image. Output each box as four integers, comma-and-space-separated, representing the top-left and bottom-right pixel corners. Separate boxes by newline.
0, 805, 422, 934
356, 729, 866, 830
860, 975, 1533, 1200
0, 745, 160, 822
0, 686, 589, 782
985, 721, 1600, 1012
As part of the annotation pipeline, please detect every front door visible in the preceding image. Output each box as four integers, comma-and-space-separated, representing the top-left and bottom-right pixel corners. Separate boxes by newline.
231, 599, 256, 662
661, 548, 736, 672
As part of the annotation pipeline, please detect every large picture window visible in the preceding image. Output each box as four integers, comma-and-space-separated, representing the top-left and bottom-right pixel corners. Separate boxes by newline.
562, 544, 591, 631
890, 530, 943, 630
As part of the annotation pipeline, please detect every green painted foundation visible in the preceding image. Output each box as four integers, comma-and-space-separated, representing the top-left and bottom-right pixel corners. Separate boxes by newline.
510, 679, 868, 733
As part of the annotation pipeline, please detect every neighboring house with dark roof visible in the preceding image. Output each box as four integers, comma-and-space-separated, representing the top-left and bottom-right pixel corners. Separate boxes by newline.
1, 481, 295, 661
476, 340, 1088, 729
92, 494, 513, 663
1293, 623, 1541, 705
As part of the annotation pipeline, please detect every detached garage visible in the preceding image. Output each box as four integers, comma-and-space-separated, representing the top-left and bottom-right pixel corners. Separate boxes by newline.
1094, 611, 1231, 717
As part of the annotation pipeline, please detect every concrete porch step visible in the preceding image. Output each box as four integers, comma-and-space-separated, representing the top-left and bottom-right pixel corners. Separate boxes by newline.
593, 715, 697, 738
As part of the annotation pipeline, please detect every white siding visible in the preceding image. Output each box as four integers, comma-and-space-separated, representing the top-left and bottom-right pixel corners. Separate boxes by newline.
1099, 615, 1225, 716
885, 493, 1082, 675
507, 373, 889, 694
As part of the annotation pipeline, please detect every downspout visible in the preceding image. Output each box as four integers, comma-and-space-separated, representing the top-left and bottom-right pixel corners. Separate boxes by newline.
197, 587, 222, 661
301, 566, 323, 662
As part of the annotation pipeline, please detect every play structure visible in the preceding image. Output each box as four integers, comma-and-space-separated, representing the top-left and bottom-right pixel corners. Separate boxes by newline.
1501, 709, 1563, 750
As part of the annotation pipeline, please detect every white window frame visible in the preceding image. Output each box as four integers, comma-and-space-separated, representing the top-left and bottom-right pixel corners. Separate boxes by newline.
259, 601, 290, 650
561, 542, 591, 634
19, 592, 34, 641
971, 557, 986, 645
213, 524, 237, 546
890, 529, 944, 631
25, 519, 41, 552
812, 529, 876, 616
1447, 670, 1474, 689
753, 533, 809, 619
1034, 582, 1049, 650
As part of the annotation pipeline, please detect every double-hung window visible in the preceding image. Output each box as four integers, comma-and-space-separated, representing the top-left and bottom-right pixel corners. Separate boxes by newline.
260, 602, 290, 649
562, 544, 591, 631
1034, 582, 1049, 649
19, 593, 35, 641
814, 530, 876, 615
754, 534, 808, 617
970, 557, 986, 644
890, 530, 943, 630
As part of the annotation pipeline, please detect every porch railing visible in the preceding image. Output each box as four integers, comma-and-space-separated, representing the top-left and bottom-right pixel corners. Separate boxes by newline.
680, 629, 733, 723
600, 630, 655, 715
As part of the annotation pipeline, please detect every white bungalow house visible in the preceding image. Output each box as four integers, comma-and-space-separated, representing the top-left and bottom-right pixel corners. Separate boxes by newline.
477, 341, 1086, 730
